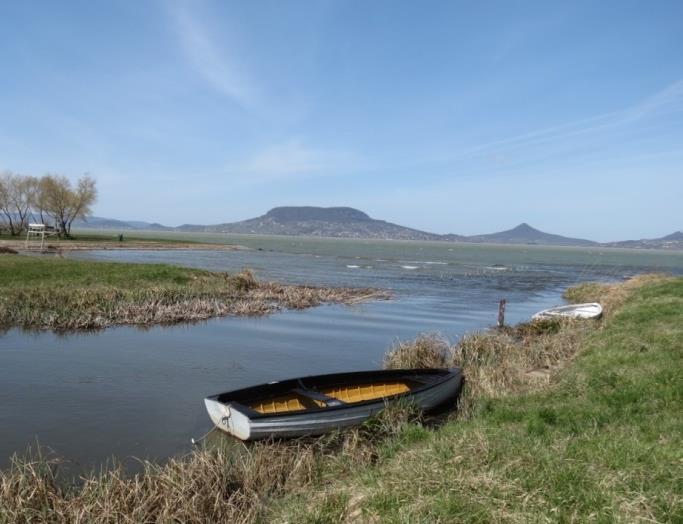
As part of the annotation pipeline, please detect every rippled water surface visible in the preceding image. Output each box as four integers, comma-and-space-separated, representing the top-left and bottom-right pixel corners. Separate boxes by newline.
2, 235, 682, 469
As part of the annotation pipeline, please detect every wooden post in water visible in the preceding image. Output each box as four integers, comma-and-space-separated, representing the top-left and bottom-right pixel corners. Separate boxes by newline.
497, 299, 507, 328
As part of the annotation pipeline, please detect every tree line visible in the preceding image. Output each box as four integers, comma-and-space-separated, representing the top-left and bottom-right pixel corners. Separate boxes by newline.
0, 172, 97, 238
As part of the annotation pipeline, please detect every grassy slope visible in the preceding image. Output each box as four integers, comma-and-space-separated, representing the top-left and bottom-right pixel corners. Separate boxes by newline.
275, 279, 683, 522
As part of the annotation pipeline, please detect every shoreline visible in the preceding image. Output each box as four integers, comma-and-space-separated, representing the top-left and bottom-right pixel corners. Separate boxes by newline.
0, 237, 246, 253
0, 254, 390, 331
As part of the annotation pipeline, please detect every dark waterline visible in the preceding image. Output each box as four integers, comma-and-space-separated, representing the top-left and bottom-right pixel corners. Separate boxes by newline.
2, 239, 682, 471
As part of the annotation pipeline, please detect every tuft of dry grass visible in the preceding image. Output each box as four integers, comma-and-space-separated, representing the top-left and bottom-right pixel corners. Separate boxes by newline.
383, 333, 453, 369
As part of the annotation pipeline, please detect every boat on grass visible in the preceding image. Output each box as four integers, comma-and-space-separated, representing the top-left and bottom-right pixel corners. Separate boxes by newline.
532, 302, 602, 321
204, 368, 463, 441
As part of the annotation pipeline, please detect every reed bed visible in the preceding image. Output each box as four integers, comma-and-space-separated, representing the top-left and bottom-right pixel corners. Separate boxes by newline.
0, 257, 389, 331
0, 405, 417, 524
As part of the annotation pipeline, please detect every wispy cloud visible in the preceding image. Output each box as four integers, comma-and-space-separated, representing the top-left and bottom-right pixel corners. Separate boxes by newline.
167, 2, 260, 110
454, 78, 683, 160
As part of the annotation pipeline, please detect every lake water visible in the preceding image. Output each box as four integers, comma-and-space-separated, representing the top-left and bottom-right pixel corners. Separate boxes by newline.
2, 235, 682, 471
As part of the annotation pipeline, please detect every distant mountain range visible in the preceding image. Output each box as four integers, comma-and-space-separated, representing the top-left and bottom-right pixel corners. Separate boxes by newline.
601, 230, 683, 249
72, 206, 683, 250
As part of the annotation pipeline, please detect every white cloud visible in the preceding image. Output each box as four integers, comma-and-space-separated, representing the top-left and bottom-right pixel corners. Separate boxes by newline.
167, 3, 259, 110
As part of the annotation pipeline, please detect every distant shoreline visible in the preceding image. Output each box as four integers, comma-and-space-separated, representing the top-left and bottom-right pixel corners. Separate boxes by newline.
77, 228, 683, 253
0, 235, 246, 254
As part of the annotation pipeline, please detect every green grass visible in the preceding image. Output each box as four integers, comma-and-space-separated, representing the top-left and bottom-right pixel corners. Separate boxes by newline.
0, 254, 210, 289
67, 232, 201, 244
272, 278, 683, 522
0, 229, 206, 246
0, 255, 385, 330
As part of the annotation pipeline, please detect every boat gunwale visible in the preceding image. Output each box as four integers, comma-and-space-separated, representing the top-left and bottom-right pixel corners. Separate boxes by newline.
206, 368, 462, 420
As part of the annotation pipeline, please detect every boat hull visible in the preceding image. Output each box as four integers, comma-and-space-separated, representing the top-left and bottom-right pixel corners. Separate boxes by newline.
532, 302, 602, 321
205, 368, 463, 440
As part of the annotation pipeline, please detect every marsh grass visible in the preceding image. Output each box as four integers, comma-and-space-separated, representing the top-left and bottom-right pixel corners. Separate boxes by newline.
0, 255, 389, 331
383, 333, 453, 369
383, 317, 587, 417
0, 404, 419, 524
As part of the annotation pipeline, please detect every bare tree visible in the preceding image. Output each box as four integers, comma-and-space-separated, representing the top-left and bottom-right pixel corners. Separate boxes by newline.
31, 176, 52, 225
0, 171, 37, 235
40, 174, 97, 237
0, 173, 13, 234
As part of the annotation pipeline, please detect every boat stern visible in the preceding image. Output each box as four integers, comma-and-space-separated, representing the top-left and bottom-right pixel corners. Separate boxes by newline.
204, 397, 252, 440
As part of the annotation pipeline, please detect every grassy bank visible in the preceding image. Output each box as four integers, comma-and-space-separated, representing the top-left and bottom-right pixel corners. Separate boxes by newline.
0, 231, 241, 252
0, 275, 680, 522
274, 275, 682, 522
0, 255, 388, 330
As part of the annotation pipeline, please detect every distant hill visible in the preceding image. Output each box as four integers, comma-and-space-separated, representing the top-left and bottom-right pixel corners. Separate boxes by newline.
467, 223, 597, 247
70, 207, 681, 249
71, 216, 172, 231
176, 206, 442, 240
603, 230, 683, 250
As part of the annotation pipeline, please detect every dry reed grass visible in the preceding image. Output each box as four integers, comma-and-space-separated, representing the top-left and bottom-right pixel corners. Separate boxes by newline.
0, 406, 417, 524
384, 320, 589, 417
0, 268, 390, 331
383, 275, 662, 416
383, 333, 453, 369
384, 275, 666, 417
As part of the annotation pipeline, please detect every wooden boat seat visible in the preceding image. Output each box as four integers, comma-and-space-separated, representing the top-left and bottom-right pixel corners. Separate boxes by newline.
292, 387, 346, 407
322, 381, 411, 403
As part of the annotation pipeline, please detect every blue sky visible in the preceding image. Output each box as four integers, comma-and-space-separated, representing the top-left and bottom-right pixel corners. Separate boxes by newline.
1, 0, 681, 241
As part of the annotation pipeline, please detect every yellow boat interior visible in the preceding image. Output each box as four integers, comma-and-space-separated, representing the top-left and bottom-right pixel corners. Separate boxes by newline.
250, 381, 412, 415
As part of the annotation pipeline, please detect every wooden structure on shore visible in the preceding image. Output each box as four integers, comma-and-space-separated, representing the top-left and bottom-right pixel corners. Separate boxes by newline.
25, 223, 58, 250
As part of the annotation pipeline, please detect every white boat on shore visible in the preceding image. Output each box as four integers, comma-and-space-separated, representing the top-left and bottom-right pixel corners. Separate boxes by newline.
204, 368, 463, 441
532, 302, 603, 321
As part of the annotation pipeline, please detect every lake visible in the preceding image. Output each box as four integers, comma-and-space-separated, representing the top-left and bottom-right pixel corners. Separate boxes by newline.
2, 235, 682, 471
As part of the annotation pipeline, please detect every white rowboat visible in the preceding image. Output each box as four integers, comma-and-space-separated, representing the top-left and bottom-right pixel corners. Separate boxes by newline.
205, 368, 463, 441
532, 302, 603, 321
